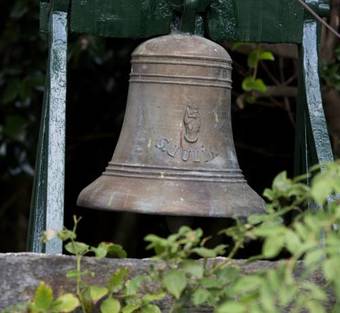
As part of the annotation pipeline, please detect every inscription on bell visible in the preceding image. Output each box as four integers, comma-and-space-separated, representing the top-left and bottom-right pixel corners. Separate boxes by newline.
155, 137, 218, 163
184, 104, 201, 143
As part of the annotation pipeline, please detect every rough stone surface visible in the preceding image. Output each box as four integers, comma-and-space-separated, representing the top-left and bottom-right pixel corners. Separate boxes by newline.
0, 253, 331, 312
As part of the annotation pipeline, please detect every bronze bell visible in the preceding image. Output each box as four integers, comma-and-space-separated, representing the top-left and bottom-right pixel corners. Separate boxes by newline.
77, 33, 265, 218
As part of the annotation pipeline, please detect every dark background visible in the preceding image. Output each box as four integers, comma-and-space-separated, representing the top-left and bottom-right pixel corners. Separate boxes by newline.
1, 0, 339, 256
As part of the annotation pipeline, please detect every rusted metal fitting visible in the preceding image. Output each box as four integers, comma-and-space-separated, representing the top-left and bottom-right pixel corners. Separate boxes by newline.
168, 0, 211, 33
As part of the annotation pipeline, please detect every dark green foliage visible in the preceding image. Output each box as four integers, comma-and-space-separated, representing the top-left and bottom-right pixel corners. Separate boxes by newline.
0, 0, 46, 251
321, 45, 340, 91
0, 0, 45, 177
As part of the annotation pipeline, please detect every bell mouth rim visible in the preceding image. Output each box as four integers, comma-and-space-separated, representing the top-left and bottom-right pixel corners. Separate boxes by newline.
77, 175, 265, 219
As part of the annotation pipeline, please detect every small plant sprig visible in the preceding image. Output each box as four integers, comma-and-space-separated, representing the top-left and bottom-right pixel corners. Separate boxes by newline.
44, 216, 128, 313
145, 226, 230, 312
29, 282, 80, 313
233, 43, 275, 106
41, 217, 167, 313
215, 162, 340, 313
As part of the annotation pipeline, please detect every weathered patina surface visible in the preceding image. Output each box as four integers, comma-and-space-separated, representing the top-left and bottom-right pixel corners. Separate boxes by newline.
77, 33, 265, 218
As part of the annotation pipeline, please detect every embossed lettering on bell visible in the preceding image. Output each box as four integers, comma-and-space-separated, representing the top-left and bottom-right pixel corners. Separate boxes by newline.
77, 34, 265, 218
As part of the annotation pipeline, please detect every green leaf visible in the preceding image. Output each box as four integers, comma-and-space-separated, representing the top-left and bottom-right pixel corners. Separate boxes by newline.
304, 249, 324, 267
181, 260, 204, 278
263, 235, 284, 258
92, 242, 127, 259
106, 243, 127, 258
217, 302, 246, 313
323, 258, 340, 281
192, 247, 216, 258
254, 223, 285, 237
263, 188, 274, 201
57, 229, 76, 241
33, 282, 53, 310
65, 242, 89, 255
260, 284, 275, 312
302, 282, 327, 301
306, 300, 326, 313
278, 285, 296, 306
107, 268, 129, 293
248, 214, 266, 225
89, 286, 108, 303
272, 171, 291, 191
100, 298, 121, 313
215, 267, 240, 285
91, 244, 108, 259
259, 51, 275, 61
162, 270, 187, 299
247, 49, 274, 68
213, 244, 227, 256
126, 275, 146, 296
311, 175, 333, 205
52, 294, 80, 313
242, 77, 267, 93
142, 292, 166, 304
285, 229, 301, 254
144, 234, 168, 255
140, 304, 162, 313
121, 303, 142, 313
66, 270, 92, 279
191, 288, 210, 306
200, 278, 221, 289
232, 275, 263, 294
248, 50, 260, 68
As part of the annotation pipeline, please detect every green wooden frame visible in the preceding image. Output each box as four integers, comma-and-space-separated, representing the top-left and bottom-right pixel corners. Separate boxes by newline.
28, 0, 334, 254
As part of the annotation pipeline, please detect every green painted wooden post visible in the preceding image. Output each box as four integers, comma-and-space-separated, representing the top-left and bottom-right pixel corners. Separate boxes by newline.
27, 68, 49, 253
294, 1, 334, 176
28, 3, 68, 254
302, 20, 333, 164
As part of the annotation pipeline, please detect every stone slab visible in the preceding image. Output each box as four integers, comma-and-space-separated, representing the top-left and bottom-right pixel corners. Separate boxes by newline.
0, 253, 330, 312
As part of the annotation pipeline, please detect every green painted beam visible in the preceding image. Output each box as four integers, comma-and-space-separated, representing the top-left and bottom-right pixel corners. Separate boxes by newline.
69, 0, 304, 43
70, 0, 173, 39
208, 0, 303, 43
